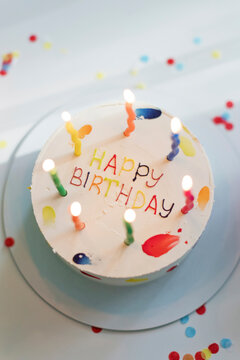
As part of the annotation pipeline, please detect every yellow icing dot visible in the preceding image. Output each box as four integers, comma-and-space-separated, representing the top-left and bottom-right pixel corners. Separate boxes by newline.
12, 51, 20, 58
125, 278, 148, 283
42, 206, 56, 224
197, 186, 210, 210
43, 41, 52, 50
179, 136, 196, 157
201, 348, 212, 359
96, 72, 105, 80
136, 82, 146, 89
211, 50, 221, 59
130, 68, 138, 76
0, 140, 7, 148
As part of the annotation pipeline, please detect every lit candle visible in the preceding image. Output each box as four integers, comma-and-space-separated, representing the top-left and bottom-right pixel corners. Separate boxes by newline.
42, 159, 67, 197
166, 117, 182, 161
62, 111, 82, 156
70, 201, 85, 231
181, 175, 194, 214
123, 89, 136, 137
123, 209, 136, 246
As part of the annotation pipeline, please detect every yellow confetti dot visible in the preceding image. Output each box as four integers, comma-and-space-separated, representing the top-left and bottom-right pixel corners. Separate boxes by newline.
42, 206, 56, 224
125, 278, 148, 283
0, 140, 7, 149
12, 51, 20, 58
130, 68, 138, 76
60, 48, 68, 54
136, 82, 146, 89
96, 72, 105, 80
43, 41, 52, 50
179, 136, 196, 157
201, 348, 212, 359
211, 50, 221, 59
27, 186, 32, 190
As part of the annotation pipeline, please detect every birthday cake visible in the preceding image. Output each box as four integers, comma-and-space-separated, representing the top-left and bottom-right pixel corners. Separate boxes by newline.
31, 102, 214, 286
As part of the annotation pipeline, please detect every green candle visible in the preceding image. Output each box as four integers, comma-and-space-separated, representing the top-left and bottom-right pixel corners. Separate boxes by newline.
123, 209, 136, 246
42, 159, 67, 197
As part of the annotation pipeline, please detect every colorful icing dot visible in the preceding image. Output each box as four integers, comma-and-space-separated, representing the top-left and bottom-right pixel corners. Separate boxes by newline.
167, 265, 178, 272
211, 50, 221, 59
91, 326, 102, 333
179, 136, 196, 157
167, 58, 175, 65
183, 355, 194, 360
196, 304, 206, 315
185, 241, 188, 244
222, 112, 230, 120
3, 53, 13, 63
226, 100, 234, 108
140, 55, 149, 63
130, 68, 138, 76
225, 122, 234, 130
208, 343, 219, 354
180, 315, 189, 324
73, 253, 91, 265
0, 70, 7, 76
185, 327, 196, 338
201, 348, 211, 359
136, 82, 146, 89
168, 351, 180, 360
0, 140, 7, 148
12, 51, 20, 58
213, 116, 223, 124
125, 278, 148, 283
142, 234, 180, 258
78, 124, 92, 139
80, 270, 101, 280
96, 72, 105, 79
195, 352, 205, 360
43, 41, 52, 50
197, 187, 210, 211
177, 228, 182, 233
176, 63, 184, 71
42, 206, 56, 224
29, 34, 37, 42
193, 37, 202, 45
4, 237, 15, 247
220, 338, 232, 348
135, 107, 162, 119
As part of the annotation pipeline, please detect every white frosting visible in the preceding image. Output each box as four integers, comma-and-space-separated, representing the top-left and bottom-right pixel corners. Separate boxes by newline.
31, 103, 214, 285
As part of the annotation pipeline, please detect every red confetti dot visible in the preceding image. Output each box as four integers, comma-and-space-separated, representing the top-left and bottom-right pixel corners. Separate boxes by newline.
226, 100, 234, 108
167, 265, 177, 272
0, 70, 7, 76
208, 343, 219, 354
91, 326, 102, 333
169, 351, 180, 360
213, 116, 223, 124
177, 228, 182, 233
196, 304, 206, 315
29, 35, 37, 42
4, 237, 15, 247
225, 122, 234, 130
185, 241, 188, 244
167, 58, 175, 65
195, 352, 205, 360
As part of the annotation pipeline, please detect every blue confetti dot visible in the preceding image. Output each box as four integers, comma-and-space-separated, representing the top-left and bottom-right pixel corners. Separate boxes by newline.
73, 253, 91, 265
185, 326, 196, 338
222, 112, 230, 121
180, 315, 189, 324
176, 63, 184, 71
140, 55, 149, 63
220, 338, 232, 348
2, 63, 10, 71
193, 37, 202, 45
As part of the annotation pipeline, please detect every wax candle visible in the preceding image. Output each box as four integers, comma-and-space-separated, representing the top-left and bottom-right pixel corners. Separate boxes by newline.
181, 175, 194, 214
123, 209, 136, 246
166, 117, 182, 161
123, 89, 136, 137
70, 201, 85, 231
62, 111, 82, 156
42, 159, 67, 197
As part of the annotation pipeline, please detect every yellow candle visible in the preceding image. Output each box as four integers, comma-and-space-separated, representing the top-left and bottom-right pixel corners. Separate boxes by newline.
62, 111, 82, 156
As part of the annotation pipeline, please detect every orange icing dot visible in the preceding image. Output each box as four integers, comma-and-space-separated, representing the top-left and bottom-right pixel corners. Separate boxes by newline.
197, 186, 210, 210
179, 136, 196, 157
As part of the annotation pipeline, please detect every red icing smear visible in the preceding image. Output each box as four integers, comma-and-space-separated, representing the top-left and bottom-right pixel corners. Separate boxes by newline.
142, 234, 180, 257
167, 265, 178, 272
80, 270, 101, 280
196, 304, 206, 315
91, 326, 102, 333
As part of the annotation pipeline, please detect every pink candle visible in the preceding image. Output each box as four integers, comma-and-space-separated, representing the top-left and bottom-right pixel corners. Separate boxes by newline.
70, 202, 85, 231
181, 175, 194, 214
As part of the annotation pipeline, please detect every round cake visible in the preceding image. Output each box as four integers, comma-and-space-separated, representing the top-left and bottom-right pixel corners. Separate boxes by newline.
31, 103, 214, 286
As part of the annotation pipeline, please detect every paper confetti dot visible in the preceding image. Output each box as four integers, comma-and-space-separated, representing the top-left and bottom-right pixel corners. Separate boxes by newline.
225, 122, 233, 130
213, 116, 223, 124
195, 352, 205, 360
140, 55, 149, 63
4, 237, 15, 247
185, 327, 196, 338
208, 343, 219, 354
29, 35, 37, 42
176, 63, 184, 71
167, 58, 175, 65
136, 82, 146, 89
91, 326, 102, 333
222, 112, 230, 120
201, 348, 211, 359
193, 37, 202, 45
130, 68, 138, 76
183, 355, 194, 360
60, 48, 68, 54
211, 50, 221, 59
196, 304, 206, 315
168, 351, 180, 360
96, 72, 105, 80
180, 315, 189, 324
12, 51, 20, 58
43, 41, 52, 50
226, 100, 234, 108
220, 338, 232, 348
0, 70, 7, 76
0, 140, 7, 148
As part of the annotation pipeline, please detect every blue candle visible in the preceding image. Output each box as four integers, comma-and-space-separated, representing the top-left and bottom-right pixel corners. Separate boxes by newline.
166, 117, 182, 161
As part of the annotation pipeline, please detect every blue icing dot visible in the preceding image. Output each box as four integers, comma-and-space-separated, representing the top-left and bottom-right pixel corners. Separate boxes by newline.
73, 253, 91, 265
222, 112, 230, 121
176, 63, 184, 71
193, 37, 202, 45
220, 338, 232, 348
185, 326, 196, 338
135, 108, 162, 120
180, 315, 189, 324
140, 55, 149, 63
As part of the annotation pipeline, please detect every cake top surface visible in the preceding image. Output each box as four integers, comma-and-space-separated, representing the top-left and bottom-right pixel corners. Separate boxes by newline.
31, 103, 214, 279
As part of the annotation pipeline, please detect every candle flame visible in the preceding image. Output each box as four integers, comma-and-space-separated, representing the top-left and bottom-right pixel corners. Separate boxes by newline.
124, 209, 136, 223
171, 117, 182, 134
42, 159, 55, 172
182, 175, 193, 191
70, 201, 82, 216
123, 89, 135, 104
61, 111, 71, 122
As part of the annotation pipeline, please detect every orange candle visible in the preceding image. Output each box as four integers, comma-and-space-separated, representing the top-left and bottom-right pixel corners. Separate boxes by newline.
70, 201, 85, 231
123, 89, 136, 137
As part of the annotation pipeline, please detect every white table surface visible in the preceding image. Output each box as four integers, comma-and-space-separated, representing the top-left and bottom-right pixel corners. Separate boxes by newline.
0, 0, 240, 358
